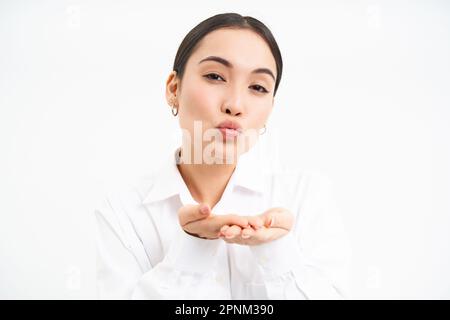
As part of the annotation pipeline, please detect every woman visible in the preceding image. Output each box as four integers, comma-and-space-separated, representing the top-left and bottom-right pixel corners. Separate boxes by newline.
94, 12, 352, 299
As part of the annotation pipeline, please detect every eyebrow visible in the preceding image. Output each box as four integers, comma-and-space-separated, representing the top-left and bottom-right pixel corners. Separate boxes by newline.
198, 56, 275, 82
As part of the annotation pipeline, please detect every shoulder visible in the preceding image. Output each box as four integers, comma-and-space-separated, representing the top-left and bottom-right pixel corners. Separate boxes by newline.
95, 174, 155, 210
93, 174, 157, 240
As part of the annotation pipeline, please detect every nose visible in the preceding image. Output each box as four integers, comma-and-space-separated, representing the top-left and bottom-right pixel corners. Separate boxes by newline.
221, 88, 244, 116
224, 106, 242, 116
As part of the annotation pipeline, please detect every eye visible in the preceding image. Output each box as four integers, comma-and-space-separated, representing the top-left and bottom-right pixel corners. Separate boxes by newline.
250, 84, 269, 94
203, 73, 226, 82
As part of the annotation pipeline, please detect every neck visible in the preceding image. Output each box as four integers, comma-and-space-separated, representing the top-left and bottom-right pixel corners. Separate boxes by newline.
176, 145, 237, 209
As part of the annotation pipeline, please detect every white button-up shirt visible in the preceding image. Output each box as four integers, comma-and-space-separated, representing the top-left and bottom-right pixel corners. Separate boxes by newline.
94, 143, 352, 300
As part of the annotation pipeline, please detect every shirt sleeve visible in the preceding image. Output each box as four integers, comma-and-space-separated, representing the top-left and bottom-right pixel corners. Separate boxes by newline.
249, 173, 353, 300
94, 196, 230, 300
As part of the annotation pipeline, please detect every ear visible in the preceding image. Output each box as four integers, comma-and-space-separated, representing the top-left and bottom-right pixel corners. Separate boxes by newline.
165, 71, 179, 106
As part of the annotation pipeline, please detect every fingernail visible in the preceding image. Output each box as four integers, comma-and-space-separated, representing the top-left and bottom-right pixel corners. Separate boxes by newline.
200, 205, 209, 215
241, 234, 251, 239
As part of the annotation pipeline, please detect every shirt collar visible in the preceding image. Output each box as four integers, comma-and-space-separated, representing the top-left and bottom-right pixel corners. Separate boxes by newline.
142, 143, 265, 205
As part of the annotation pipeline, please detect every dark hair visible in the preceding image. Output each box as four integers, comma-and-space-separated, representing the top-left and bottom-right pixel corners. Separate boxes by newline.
172, 13, 283, 96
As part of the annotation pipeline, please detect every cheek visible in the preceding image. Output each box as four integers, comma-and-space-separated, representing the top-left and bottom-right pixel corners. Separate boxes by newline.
191, 87, 216, 117
182, 81, 218, 124
248, 101, 273, 127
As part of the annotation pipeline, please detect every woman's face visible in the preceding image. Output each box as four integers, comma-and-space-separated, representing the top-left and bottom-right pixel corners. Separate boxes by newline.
166, 27, 277, 163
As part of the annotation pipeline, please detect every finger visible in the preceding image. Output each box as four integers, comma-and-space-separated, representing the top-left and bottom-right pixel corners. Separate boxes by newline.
247, 216, 264, 230
214, 214, 249, 230
224, 225, 242, 239
178, 203, 210, 226
241, 226, 255, 239
252, 226, 288, 243
261, 208, 294, 231
264, 215, 275, 228
218, 225, 230, 237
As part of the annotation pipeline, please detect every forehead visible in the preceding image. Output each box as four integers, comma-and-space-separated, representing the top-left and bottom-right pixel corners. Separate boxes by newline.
189, 28, 277, 76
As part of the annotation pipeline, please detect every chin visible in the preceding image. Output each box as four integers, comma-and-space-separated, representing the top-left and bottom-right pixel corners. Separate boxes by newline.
204, 143, 236, 164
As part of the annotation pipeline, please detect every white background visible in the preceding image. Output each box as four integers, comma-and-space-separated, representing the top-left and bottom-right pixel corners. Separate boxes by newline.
1, 0, 449, 299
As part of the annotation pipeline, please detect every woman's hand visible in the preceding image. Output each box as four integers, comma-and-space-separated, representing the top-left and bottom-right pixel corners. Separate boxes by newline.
218, 207, 294, 246
178, 203, 249, 240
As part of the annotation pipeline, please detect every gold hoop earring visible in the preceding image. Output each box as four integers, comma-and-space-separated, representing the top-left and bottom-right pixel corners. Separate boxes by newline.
259, 125, 266, 135
169, 97, 178, 116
